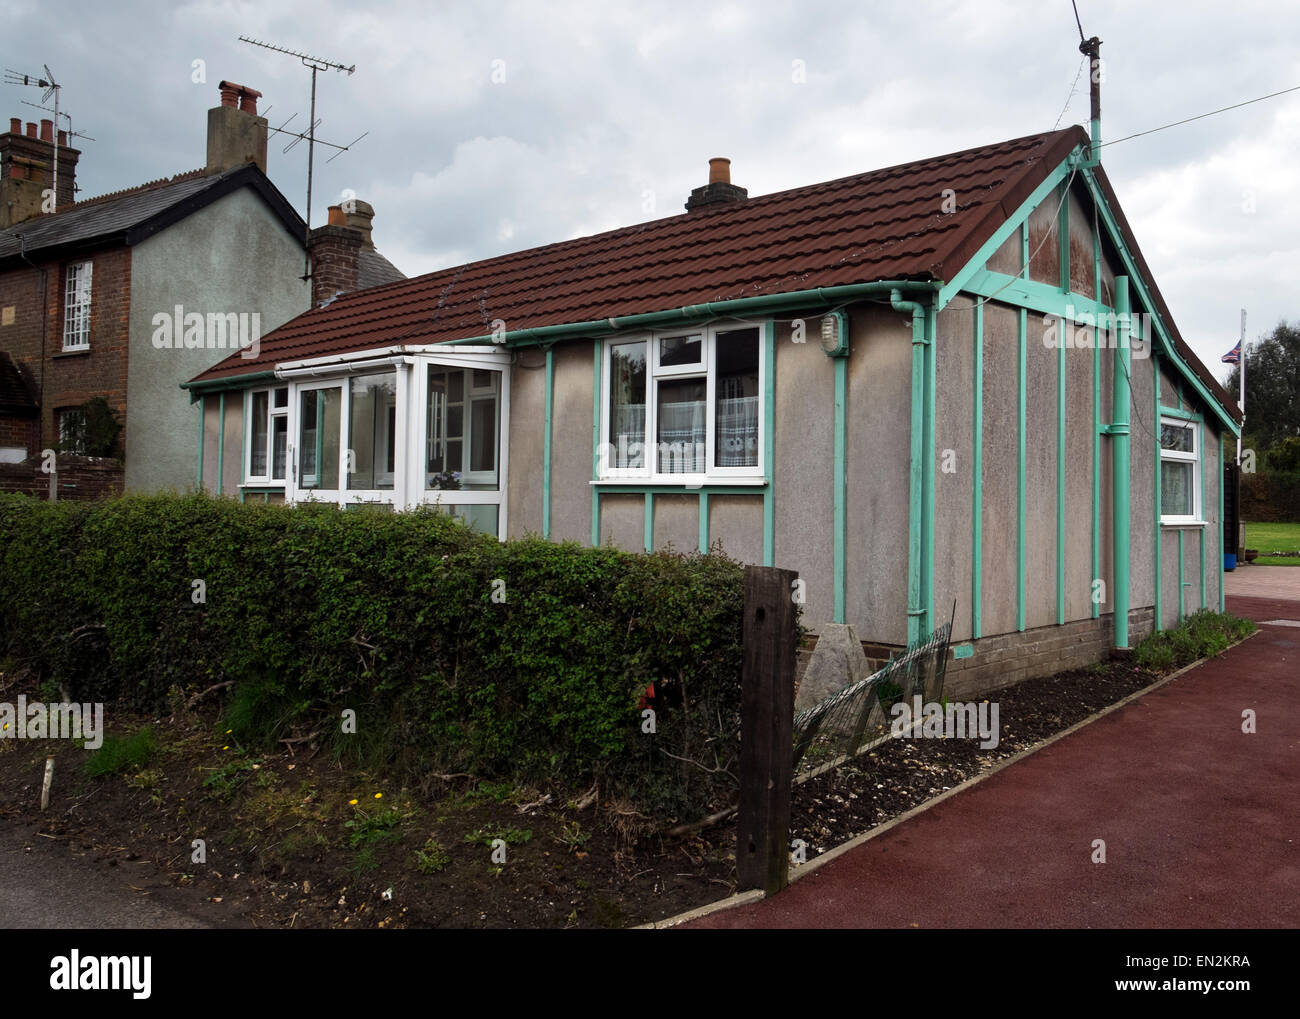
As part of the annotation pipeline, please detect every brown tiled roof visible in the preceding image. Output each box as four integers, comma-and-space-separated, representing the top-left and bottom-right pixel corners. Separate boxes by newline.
193, 127, 1087, 382
186, 124, 1238, 426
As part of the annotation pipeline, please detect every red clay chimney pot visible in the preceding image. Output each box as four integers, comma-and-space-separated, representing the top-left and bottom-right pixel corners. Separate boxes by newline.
57, 129, 66, 146
8, 118, 20, 134
25, 122, 36, 138
327, 204, 346, 226
708, 157, 731, 185
40, 119, 53, 142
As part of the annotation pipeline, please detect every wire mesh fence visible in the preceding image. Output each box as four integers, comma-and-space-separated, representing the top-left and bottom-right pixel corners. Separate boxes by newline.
792, 622, 952, 785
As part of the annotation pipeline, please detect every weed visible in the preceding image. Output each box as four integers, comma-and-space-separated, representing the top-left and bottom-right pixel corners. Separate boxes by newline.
344, 805, 404, 848
85, 728, 156, 778
555, 820, 590, 854
414, 837, 451, 874
203, 757, 259, 801
464, 826, 532, 847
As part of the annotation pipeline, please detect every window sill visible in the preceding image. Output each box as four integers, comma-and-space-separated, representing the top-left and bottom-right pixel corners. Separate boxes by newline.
54, 347, 91, 358
1160, 519, 1208, 529
591, 477, 768, 489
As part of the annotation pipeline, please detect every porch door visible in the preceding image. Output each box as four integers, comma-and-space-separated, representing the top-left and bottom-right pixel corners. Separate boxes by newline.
294, 383, 343, 493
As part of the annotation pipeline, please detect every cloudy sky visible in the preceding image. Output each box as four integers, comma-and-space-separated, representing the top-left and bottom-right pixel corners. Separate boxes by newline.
7, 0, 1296, 382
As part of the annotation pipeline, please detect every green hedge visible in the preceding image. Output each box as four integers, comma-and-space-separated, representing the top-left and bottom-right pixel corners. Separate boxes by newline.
0, 493, 748, 819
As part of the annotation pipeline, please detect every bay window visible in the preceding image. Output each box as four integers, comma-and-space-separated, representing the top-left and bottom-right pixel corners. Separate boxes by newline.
602, 324, 762, 480
244, 349, 508, 537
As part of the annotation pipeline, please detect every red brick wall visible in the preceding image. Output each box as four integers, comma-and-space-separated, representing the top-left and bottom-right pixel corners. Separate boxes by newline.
0, 413, 38, 452
308, 225, 361, 306
0, 453, 123, 500
0, 245, 131, 455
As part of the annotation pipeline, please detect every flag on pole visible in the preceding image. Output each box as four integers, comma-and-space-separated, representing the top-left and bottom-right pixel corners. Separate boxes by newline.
1221, 340, 1241, 365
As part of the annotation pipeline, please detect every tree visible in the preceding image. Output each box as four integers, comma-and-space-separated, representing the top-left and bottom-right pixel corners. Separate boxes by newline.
1223, 322, 1300, 454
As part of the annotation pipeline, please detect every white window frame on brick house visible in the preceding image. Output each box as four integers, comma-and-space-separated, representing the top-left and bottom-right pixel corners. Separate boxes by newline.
62, 260, 92, 351
57, 406, 85, 453
1159, 414, 1201, 524
598, 323, 765, 484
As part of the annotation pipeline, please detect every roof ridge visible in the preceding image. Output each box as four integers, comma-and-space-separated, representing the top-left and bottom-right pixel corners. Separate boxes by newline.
68, 168, 209, 211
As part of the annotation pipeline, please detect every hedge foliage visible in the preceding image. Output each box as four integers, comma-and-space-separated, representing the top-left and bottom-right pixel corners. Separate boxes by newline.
0, 493, 748, 819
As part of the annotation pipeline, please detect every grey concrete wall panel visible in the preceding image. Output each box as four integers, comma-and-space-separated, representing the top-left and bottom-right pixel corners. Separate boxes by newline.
1024, 309, 1058, 629
600, 493, 643, 552
1064, 340, 1095, 621
710, 494, 764, 569
933, 304, 975, 642
773, 317, 835, 629
549, 341, 596, 544
979, 303, 1020, 637
506, 352, 545, 537
653, 493, 698, 554
1128, 351, 1155, 610
844, 304, 911, 647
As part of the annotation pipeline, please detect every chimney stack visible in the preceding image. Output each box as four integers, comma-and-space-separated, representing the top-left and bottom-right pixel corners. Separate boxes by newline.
0, 115, 80, 227
309, 203, 363, 306
205, 80, 267, 175
685, 157, 748, 211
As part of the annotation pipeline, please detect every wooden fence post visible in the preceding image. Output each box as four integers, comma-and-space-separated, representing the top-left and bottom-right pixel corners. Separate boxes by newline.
737, 564, 797, 894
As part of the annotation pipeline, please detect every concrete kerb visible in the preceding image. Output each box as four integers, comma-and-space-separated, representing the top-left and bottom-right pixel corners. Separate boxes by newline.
644, 631, 1259, 929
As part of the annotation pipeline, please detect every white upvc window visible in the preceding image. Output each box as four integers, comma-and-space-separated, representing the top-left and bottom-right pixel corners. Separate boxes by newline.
245, 386, 289, 483
600, 324, 764, 483
269, 347, 511, 538
62, 260, 92, 351
1159, 416, 1201, 524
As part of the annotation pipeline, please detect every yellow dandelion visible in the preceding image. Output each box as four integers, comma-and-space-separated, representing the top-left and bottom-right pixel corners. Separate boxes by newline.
222, 745, 229, 750
374, 792, 383, 799
225, 729, 232, 734
349, 799, 358, 805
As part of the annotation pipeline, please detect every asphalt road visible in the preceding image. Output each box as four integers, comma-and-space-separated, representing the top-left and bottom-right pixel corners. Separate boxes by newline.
0, 822, 233, 929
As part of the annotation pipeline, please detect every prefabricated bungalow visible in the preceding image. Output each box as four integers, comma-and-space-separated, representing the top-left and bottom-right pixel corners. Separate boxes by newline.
184, 123, 1241, 697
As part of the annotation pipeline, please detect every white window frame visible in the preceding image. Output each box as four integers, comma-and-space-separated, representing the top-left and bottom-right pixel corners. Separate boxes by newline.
243, 386, 290, 485
598, 323, 766, 484
62, 260, 92, 351
1159, 415, 1201, 524
57, 406, 85, 453
266, 347, 510, 538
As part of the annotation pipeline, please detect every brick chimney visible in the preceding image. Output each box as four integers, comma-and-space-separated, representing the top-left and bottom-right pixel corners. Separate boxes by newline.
205, 80, 267, 175
685, 157, 747, 211
0, 117, 80, 227
308, 204, 364, 305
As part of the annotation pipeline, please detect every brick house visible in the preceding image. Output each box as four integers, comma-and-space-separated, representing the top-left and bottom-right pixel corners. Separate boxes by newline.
186, 122, 1241, 696
0, 80, 402, 495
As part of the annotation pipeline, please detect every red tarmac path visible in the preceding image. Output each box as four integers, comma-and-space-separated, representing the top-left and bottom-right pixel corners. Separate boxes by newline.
691, 566, 1300, 928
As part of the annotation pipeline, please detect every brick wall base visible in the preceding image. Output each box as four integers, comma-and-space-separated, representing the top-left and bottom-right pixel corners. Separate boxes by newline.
0, 453, 124, 500
942, 608, 1156, 700
796, 608, 1158, 708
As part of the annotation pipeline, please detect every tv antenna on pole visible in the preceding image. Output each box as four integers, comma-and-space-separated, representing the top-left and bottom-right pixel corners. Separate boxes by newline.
4, 65, 84, 211
238, 37, 366, 287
